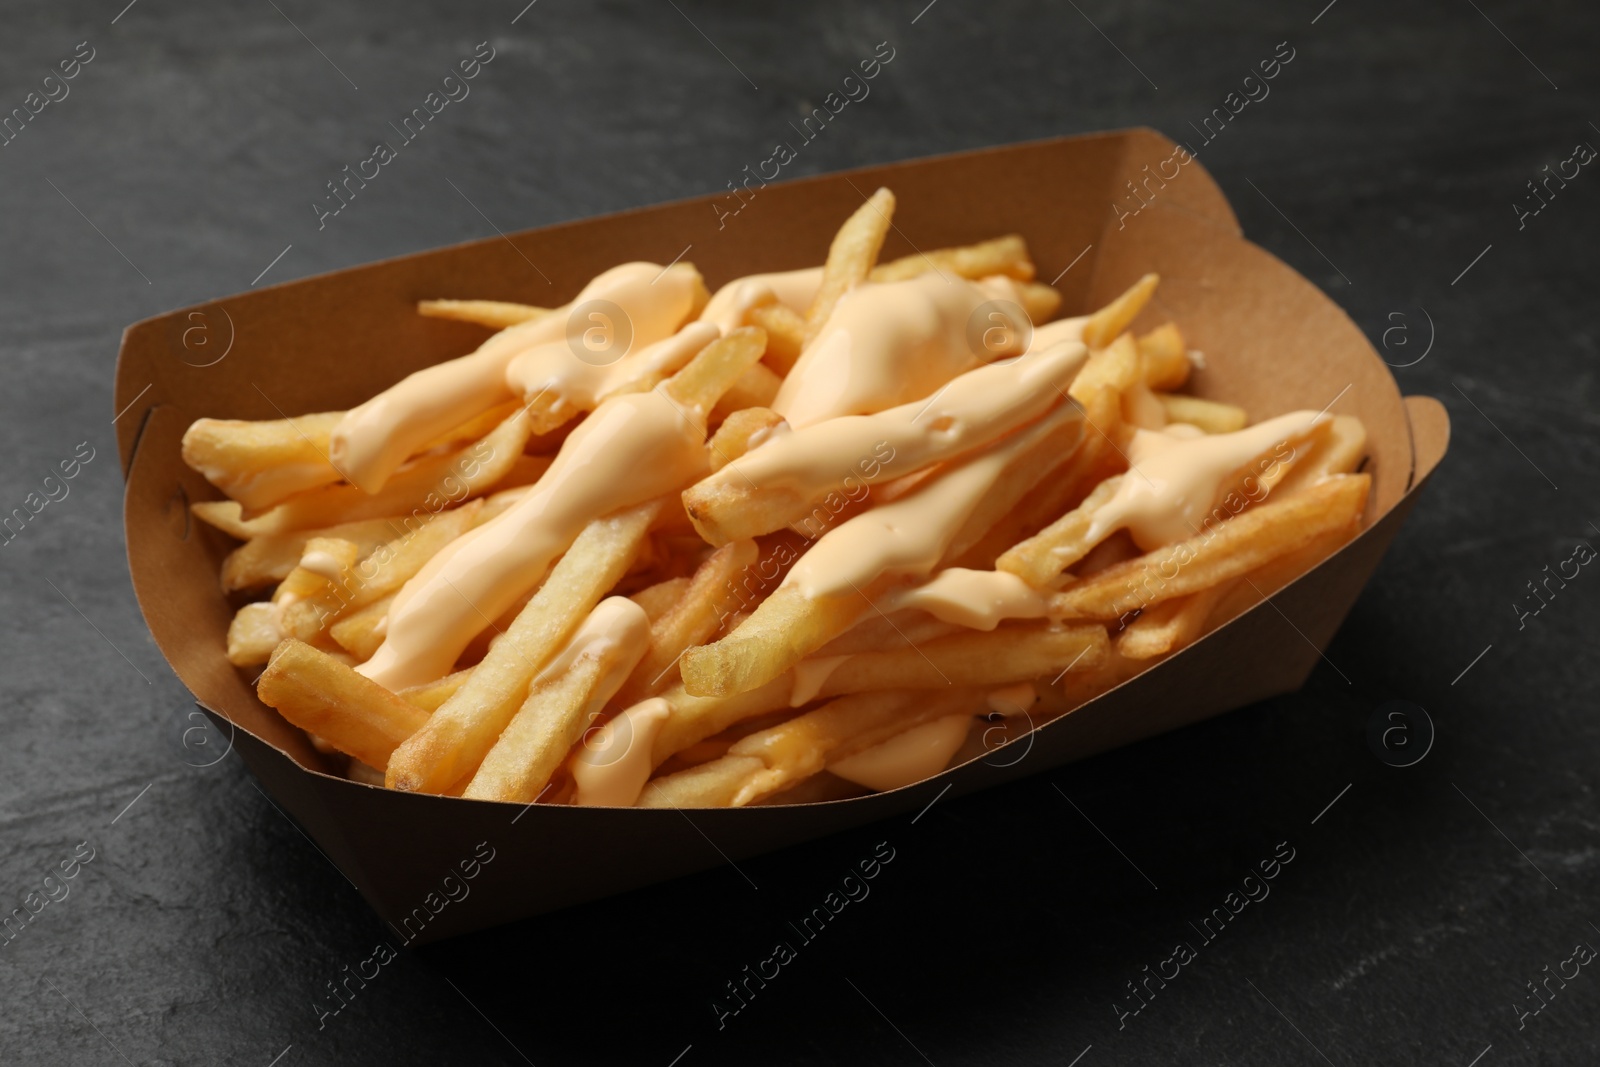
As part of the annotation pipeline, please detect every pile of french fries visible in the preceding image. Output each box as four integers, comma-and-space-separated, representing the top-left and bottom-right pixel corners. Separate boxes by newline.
183, 188, 1370, 808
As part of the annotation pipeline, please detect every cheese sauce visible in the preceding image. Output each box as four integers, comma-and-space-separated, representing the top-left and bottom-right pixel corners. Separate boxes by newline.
331, 261, 702, 493
1085, 409, 1326, 550
772, 273, 1030, 428
356, 389, 709, 689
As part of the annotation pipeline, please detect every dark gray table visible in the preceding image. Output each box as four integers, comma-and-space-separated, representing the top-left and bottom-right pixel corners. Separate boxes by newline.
2, 1, 1595, 1063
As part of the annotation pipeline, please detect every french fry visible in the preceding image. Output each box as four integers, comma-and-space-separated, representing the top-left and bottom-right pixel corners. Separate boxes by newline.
805, 187, 895, 344
615, 539, 759, 706
192, 408, 541, 539
1115, 583, 1232, 660
684, 343, 1087, 545
257, 639, 431, 770
996, 474, 1126, 586
227, 602, 284, 667
1081, 273, 1159, 349
711, 362, 782, 426
1157, 393, 1247, 433
385, 499, 660, 794
1068, 332, 1142, 403
650, 677, 795, 768
681, 583, 878, 699
870, 234, 1035, 284
629, 576, 692, 623
1138, 323, 1190, 390
182, 412, 346, 513
813, 610, 962, 657
397, 667, 473, 712
813, 623, 1108, 697
1274, 414, 1367, 494
947, 384, 1125, 570
464, 598, 650, 803
641, 689, 982, 808
1017, 282, 1062, 323
417, 299, 551, 330
747, 303, 805, 376
328, 595, 392, 660
220, 516, 416, 593
1049, 474, 1371, 620
278, 501, 485, 643
662, 326, 769, 421
706, 407, 786, 473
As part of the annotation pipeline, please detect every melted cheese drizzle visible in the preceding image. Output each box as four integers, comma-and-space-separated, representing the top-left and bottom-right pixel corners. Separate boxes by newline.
331, 262, 701, 492
296, 548, 346, 581
880, 568, 1047, 630
1085, 409, 1326, 551
356, 390, 709, 689
532, 596, 650, 692
706, 340, 1087, 506
699, 267, 823, 332
570, 697, 672, 807
772, 274, 1029, 428
789, 655, 850, 708
504, 321, 720, 418
783, 401, 1082, 600
829, 714, 973, 792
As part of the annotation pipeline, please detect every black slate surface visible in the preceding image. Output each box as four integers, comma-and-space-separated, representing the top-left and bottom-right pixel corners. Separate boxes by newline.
2, 1, 1596, 1064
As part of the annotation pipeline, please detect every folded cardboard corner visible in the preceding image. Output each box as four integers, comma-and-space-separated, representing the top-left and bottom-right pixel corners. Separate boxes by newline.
117, 129, 1448, 941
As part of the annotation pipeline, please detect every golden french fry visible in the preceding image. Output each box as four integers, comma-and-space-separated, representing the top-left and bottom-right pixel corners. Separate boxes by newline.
397, 668, 472, 713
192, 409, 541, 539
385, 500, 660, 794
706, 407, 786, 473
279, 500, 485, 643
948, 384, 1124, 570
681, 583, 877, 699
1274, 415, 1367, 495
328, 595, 392, 660
1137, 323, 1189, 390
630, 576, 692, 623
662, 326, 769, 421
813, 610, 962, 657
1115, 583, 1231, 660
1069, 332, 1142, 403
1049, 474, 1371, 620
227, 602, 284, 667
641, 689, 981, 808
870, 234, 1035, 284
747, 303, 806, 376
649, 677, 795, 768
710, 363, 782, 427
996, 474, 1125, 586
220, 516, 415, 593
464, 598, 650, 803
616, 539, 759, 706
805, 187, 895, 343
257, 639, 430, 770
1081, 273, 1159, 349
182, 412, 345, 513
1017, 282, 1062, 323
1156, 393, 1247, 433
814, 623, 1108, 697
417, 299, 552, 330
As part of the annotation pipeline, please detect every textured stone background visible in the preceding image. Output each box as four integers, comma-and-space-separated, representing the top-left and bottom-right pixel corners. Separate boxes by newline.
0, 1, 1595, 1064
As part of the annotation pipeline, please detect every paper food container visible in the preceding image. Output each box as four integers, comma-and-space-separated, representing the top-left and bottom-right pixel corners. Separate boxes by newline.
116, 128, 1449, 943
